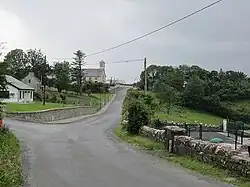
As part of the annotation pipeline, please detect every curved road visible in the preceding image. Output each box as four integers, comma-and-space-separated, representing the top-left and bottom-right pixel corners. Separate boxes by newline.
7, 88, 231, 187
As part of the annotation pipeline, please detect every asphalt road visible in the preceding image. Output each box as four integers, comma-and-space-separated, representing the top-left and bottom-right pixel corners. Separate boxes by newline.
6, 88, 232, 187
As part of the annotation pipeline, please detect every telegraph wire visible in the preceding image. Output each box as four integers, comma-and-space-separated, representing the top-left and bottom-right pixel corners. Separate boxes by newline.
51, 0, 223, 60
85, 0, 223, 57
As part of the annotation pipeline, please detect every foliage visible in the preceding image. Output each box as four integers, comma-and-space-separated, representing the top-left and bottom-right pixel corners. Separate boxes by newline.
0, 42, 8, 90
53, 61, 71, 93
153, 82, 177, 114
71, 50, 85, 95
0, 127, 22, 187
60, 93, 67, 104
114, 124, 250, 187
46, 91, 62, 103
182, 75, 205, 108
137, 64, 250, 122
125, 99, 150, 134
0, 61, 8, 90
3, 49, 29, 80
83, 82, 110, 93
26, 49, 50, 79
122, 89, 158, 118
0, 103, 5, 119
33, 92, 42, 101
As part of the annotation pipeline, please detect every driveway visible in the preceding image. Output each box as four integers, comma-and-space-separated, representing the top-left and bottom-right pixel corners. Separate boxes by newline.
6, 88, 231, 187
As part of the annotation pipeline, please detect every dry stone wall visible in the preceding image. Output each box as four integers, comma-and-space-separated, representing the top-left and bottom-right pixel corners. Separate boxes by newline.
153, 120, 223, 132
7, 106, 97, 122
139, 125, 250, 177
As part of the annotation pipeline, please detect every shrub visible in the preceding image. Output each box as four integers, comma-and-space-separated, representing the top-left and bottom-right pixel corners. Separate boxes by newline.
47, 91, 62, 103
60, 93, 67, 104
33, 92, 42, 101
0, 103, 4, 119
0, 124, 10, 134
150, 118, 167, 129
126, 100, 150, 134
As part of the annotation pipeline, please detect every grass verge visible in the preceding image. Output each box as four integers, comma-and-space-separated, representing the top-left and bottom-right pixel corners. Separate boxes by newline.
6, 102, 71, 112
113, 125, 250, 187
156, 106, 223, 125
0, 127, 22, 187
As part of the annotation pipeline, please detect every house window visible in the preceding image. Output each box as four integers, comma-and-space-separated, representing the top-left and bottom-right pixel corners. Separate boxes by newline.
30, 91, 33, 99
28, 79, 31, 83
19, 91, 22, 99
0, 91, 10, 99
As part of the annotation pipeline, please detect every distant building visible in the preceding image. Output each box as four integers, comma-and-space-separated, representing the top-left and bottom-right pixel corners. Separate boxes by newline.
1, 75, 34, 103
21, 72, 42, 92
83, 61, 106, 83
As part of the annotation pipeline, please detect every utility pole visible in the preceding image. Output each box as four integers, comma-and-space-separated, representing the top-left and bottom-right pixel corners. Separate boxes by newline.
42, 55, 46, 106
144, 57, 147, 94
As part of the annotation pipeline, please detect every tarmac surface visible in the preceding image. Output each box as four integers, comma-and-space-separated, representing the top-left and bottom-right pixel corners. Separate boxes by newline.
6, 88, 233, 187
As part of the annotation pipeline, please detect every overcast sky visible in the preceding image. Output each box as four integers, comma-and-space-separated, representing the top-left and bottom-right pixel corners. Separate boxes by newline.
0, 0, 250, 83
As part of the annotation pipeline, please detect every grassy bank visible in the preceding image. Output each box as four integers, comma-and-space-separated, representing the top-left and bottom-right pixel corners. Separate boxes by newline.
113, 125, 250, 187
0, 127, 22, 187
6, 102, 71, 112
156, 106, 223, 125
5, 93, 112, 112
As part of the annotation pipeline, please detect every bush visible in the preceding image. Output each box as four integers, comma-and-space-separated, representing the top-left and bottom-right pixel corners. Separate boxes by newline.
33, 92, 42, 101
0, 124, 10, 134
60, 93, 67, 104
126, 100, 150, 134
0, 103, 4, 119
47, 91, 62, 103
150, 118, 167, 129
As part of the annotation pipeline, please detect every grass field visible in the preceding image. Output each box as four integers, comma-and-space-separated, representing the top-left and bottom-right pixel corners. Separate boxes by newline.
5, 102, 71, 112
5, 92, 113, 112
61, 92, 112, 107
156, 106, 223, 125
0, 127, 22, 187
113, 125, 250, 187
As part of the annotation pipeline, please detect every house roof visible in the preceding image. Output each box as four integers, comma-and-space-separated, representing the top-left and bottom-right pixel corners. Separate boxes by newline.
83, 68, 104, 77
6, 75, 35, 90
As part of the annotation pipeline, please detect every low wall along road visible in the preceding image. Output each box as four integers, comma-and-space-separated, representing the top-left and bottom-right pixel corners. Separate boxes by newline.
7, 106, 97, 122
139, 125, 250, 178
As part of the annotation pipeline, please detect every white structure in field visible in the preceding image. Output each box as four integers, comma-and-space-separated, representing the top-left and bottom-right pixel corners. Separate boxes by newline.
1, 75, 34, 103
83, 61, 106, 83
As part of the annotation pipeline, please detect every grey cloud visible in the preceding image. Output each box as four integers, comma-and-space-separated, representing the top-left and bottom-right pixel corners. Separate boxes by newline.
1, 0, 250, 83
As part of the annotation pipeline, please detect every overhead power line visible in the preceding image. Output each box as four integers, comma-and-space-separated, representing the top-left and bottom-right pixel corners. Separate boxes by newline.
85, 0, 223, 57
84, 58, 144, 66
107, 59, 144, 64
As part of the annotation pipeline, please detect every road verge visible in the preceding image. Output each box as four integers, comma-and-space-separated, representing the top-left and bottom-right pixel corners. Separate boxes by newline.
0, 126, 22, 187
113, 124, 250, 187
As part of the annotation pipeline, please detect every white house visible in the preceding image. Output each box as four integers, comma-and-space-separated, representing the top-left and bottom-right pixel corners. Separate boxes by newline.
83, 61, 106, 83
21, 72, 42, 92
1, 75, 35, 103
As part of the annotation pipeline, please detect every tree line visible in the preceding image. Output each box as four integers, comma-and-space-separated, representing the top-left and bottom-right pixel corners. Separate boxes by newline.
137, 64, 250, 122
0, 47, 108, 95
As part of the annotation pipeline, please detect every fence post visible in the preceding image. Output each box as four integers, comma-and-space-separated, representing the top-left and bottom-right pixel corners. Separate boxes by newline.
184, 123, 188, 136
188, 126, 191, 137
235, 129, 238, 150
199, 124, 202, 140
241, 131, 244, 145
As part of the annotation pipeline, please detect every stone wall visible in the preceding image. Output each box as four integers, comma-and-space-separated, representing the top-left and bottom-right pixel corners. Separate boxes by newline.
7, 106, 97, 122
139, 125, 250, 177
152, 119, 223, 132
